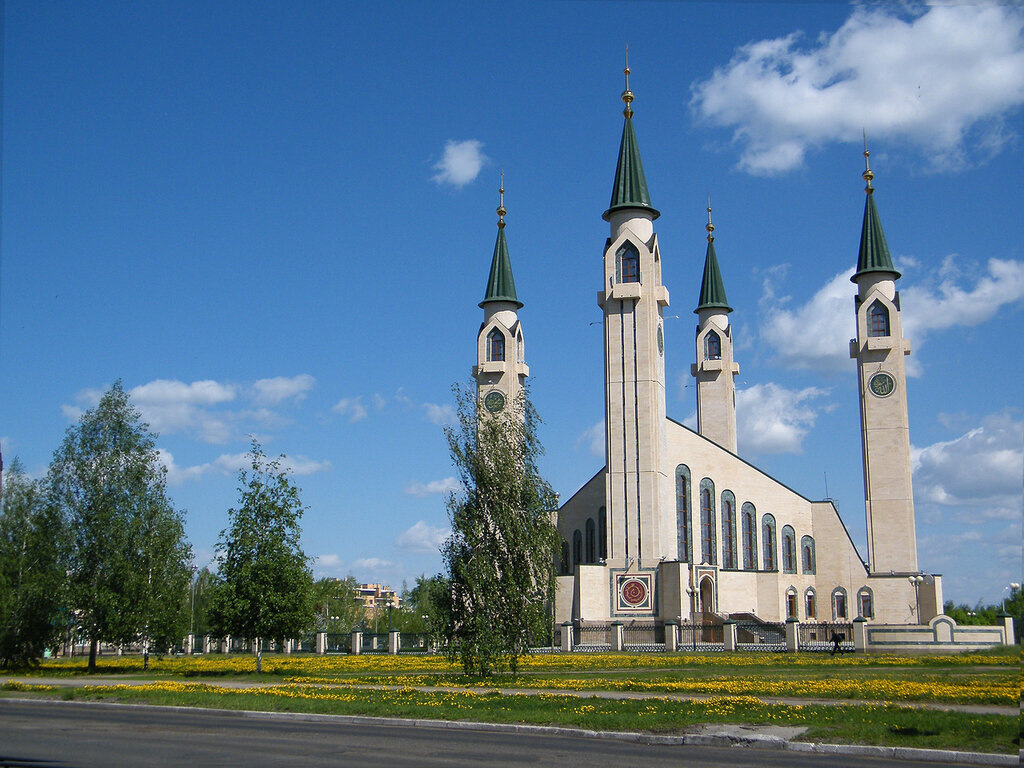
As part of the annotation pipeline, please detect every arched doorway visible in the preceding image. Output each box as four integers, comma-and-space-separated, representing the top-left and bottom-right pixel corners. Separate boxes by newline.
699, 576, 715, 616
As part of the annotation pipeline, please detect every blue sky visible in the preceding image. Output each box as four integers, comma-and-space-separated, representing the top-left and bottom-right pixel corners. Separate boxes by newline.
2, 1, 1021, 605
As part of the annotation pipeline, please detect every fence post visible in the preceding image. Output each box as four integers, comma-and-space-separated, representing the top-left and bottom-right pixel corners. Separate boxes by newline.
388, 629, 400, 655
611, 622, 624, 652
222, 635, 231, 654
561, 622, 573, 652
664, 621, 678, 652
283, 639, 292, 654
723, 620, 736, 652
997, 614, 1015, 645
316, 632, 327, 654
201, 635, 211, 654
350, 630, 362, 655
785, 618, 799, 652
853, 617, 868, 652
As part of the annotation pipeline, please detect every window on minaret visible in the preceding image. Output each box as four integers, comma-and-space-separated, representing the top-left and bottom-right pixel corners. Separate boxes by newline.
598, 507, 607, 560
801, 536, 816, 574
721, 492, 736, 569
699, 480, 716, 565
705, 331, 721, 360
676, 466, 691, 562
868, 300, 890, 337
488, 328, 505, 361
741, 503, 756, 570
616, 242, 640, 283
585, 518, 596, 564
516, 332, 524, 363
762, 514, 777, 571
781, 526, 796, 573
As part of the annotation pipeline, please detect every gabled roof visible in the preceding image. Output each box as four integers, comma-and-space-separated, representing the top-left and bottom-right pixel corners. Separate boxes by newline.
480, 226, 523, 309
603, 115, 660, 221
695, 240, 732, 313
852, 185, 901, 282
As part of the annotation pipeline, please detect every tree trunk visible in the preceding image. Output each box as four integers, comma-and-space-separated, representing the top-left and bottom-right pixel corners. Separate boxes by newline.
255, 637, 262, 674
88, 638, 98, 673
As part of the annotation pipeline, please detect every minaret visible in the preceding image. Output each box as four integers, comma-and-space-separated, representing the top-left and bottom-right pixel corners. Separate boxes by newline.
598, 55, 673, 574
474, 175, 528, 416
849, 143, 917, 574
691, 200, 739, 453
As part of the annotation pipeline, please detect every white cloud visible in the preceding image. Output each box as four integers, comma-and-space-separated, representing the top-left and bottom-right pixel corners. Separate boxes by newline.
736, 383, 830, 455
395, 521, 450, 553
691, 5, 1024, 174
157, 449, 329, 486
251, 374, 315, 405
351, 557, 395, 574
432, 139, 488, 187
333, 397, 368, 423
422, 402, 456, 426
912, 411, 1023, 517
575, 421, 605, 458
404, 476, 461, 497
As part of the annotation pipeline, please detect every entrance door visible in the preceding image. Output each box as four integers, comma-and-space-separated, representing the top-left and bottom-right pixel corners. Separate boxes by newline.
699, 576, 714, 616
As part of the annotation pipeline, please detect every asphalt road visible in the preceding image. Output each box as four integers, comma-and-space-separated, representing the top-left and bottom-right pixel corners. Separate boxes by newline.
0, 699, 995, 768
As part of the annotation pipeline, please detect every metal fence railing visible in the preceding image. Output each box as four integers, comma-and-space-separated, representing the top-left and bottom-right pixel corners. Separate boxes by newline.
622, 621, 666, 652
678, 622, 725, 651
574, 622, 611, 651
735, 620, 786, 652
800, 622, 854, 652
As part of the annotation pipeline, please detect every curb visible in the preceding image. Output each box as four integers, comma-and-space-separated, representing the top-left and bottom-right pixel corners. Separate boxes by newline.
2, 697, 1015, 766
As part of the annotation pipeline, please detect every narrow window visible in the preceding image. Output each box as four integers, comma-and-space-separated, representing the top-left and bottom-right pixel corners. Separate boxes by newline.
560, 541, 570, 575
675, 466, 691, 562
801, 536, 815, 574
781, 526, 796, 573
699, 479, 716, 565
833, 588, 848, 620
488, 328, 505, 362
516, 332, 524, 362
585, 518, 596, 564
572, 530, 583, 568
617, 242, 640, 283
858, 589, 874, 619
762, 514, 777, 571
867, 300, 890, 337
598, 507, 607, 560
805, 589, 817, 619
786, 591, 798, 619
721, 492, 736, 569
705, 330, 722, 360
741, 503, 757, 570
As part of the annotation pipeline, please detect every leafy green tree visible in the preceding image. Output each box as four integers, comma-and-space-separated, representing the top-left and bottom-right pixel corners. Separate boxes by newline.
189, 566, 218, 638
210, 440, 314, 673
401, 574, 450, 642
441, 384, 559, 676
0, 458, 68, 668
47, 382, 192, 672
312, 575, 364, 633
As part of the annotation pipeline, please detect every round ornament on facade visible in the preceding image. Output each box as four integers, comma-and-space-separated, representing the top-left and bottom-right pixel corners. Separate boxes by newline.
868, 371, 896, 398
620, 577, 648, 607
484, 390, 506, 413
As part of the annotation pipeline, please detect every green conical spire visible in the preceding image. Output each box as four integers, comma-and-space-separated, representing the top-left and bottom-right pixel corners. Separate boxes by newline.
480, 178, 523, 309
603, 55, 660, 222
695, 205, 732, 314
852, 144, 900, 282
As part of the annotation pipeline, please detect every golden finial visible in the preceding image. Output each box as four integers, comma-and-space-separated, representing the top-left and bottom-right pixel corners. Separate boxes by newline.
862, 130, 874, 195
621, 45, 634, 119
706, 194, 715, 243
497, 170, 506, 229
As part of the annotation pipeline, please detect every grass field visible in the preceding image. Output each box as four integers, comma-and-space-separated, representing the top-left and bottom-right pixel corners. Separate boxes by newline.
4, 648, 1020, 755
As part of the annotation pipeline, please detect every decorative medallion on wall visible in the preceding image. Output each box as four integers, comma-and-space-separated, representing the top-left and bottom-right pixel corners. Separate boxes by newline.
484, 390, 506, 413
616, 572, 653, 613
868, 371, 896, 398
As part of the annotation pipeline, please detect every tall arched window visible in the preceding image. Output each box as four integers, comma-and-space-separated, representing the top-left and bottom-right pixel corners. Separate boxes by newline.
805, 588, 817, 619
616, 242, 640, 283
741, 502, 757, 570
800, 536, 816, 574
786, 588, 798, 619
675, 465, 692, 562
868, 300, 890, 337
487, 328, 505, 362
705, 330, 722, 360
572, 530, 583, 569
832, 587, 848, 620
762, 514, 777, 571
781, 526, 796, 573
721, 491, 737, 569
585, 518, 596, 564
516, 331, 524, 362
699, 478, 717, 565
858, 587, 874, 619
598, 507, 607, 561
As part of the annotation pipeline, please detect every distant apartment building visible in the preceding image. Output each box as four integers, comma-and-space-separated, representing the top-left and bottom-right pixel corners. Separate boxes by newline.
357, 583, 400, 612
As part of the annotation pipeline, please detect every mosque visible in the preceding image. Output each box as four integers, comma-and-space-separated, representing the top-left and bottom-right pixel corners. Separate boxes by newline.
470, 66, 941, 627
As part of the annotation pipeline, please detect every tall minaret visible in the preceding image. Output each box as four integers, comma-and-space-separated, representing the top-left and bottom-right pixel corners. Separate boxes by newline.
474, 175, 528, 417
692, 201, 739, 453
598, 56, 673, 572
849, 144, 917, 574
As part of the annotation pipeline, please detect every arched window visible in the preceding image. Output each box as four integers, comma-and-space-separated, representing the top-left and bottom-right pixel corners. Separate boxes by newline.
741, 502, 757, 570
832, 587, 848, 620
858, 587, 874, 619
781, 526, 796, 573
705, 330, 722, 360
762, 514, 777, 571
868, 300, 890, 337
616, 242, 640, 283
572, 530, 583, 569
585, 518, 596, 564
801, 536, 816, 574
516, 331, 524, 363
675, 465, 691, 562
805, 588, 817, 619
786, 588, 798, 619
598, 507, 607, 561
560, 541, 570, 575
699, 479, 716, 565
721, 491, 737, 569
487, 328, 505, 362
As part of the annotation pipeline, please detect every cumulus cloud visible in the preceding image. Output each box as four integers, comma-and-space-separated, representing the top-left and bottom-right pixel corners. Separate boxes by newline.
432, 139, 488, 187
404, 477, 461, 497
691, 5, 1024, 174
736, 383, 830, 455
251, 374, 315, 405
158, 449, 329, 486
395, 520, 450, 553
333, 397, 368, 423
351, 557, 394, 573
422, 402, 456, 426
575, 421, 605, 458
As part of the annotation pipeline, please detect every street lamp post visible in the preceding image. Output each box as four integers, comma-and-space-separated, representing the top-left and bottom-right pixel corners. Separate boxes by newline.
1003, 582, 1021, 614
685, 587, 696, 651
189, 566, 198, 644
908, 575, 924, 623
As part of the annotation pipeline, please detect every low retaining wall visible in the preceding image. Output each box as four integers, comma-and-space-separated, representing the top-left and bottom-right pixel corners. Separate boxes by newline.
865, 614, 1013, 652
